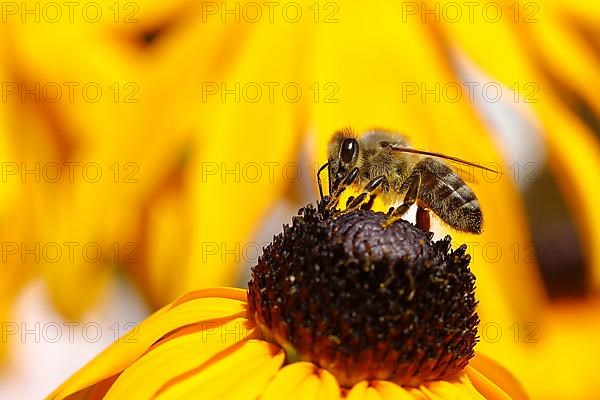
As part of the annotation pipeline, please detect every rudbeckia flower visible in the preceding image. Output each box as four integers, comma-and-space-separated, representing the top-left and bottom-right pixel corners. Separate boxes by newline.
49, 202, 527, 399
1, 1, 599, 398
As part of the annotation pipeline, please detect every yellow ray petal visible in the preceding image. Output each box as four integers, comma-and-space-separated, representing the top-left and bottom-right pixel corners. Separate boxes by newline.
365, 386, 385, 400
287, 373, 321, 400
316, 369, 342, 400
414, 386, 444, 400
170, 287, 248, 307
48, 295, 247, 399
469, 353, 528, 400
141, 185, 191, 307
537, 101, 600, 292
407, 387, 429, 400
501, 299, 600, 398
104, 318, 256, 399
513, 1, 600, 116
221, 350, 285, 400
260, 362, 318, 400
465, 367, 514, 400
344, 381, 367, 400
3, 0, 276, 317
433, 1, 543, 83
259, 362, 342, 400
346, 381, 384, 400
421, 375, 486, 400
184, 16, 306, 294
554, 0, 600, 22
370, 381, 415, 400
62, 375, 119, 400
3, 5, 187, 317
154, 340, 283, 400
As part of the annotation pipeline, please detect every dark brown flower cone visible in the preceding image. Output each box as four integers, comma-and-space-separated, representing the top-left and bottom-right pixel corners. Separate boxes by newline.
248, 202, 479, 387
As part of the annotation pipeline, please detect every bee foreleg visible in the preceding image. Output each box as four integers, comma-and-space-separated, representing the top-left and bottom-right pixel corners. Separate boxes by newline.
317, 162, 329, 200
345, 176, 386, 211
383, 172, 421, 228
327, 167, 359, 211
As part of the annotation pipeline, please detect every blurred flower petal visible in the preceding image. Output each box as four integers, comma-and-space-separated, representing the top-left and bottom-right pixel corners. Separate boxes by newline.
436, 0, 600, 292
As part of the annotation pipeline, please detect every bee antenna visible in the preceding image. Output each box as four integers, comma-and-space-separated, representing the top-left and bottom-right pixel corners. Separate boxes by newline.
386, 145, 501, 174
317, 162, 329, 200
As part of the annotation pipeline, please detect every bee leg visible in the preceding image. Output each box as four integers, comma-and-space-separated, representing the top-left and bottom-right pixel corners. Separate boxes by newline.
345, 176, 386, 211
327, 167, 359, 211
383, 173, 421, 227
416, 206, 430, 231
345, 196, 355, 208
361, 194, 377, 211
317, 162, 329, 201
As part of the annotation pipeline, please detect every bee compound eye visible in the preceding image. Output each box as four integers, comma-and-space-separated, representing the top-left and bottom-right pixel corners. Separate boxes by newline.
340, 138, 358, 164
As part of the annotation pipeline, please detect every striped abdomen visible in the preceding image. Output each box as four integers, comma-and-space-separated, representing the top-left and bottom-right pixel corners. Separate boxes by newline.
406, 157, 482, 233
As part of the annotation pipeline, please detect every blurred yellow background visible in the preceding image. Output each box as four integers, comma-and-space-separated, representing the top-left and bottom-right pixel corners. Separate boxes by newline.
0, 1, 599, 398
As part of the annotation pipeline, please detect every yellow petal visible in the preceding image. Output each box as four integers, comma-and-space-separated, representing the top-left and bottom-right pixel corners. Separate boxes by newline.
499, 299, 600, 398
365, 386, 385, 400
259, 362, 342, 400
141, 184, 191, 307
469, 353, 528, 400
260, 362, 317, 400
62, 376, 119, 400
170, 287, 248, 307
316, 369, 342, 400
420, 375, 486, 400
104, 318, 256, 399
184, 18, 305, 293
407, 388, 429, 400
537, 101, 600, 292
287, 373, 321, 400
48, 294, 247, 399
154, 340, 283, 400
370, 381, 415, 400
346, 381, 383, 400
466, 367, 514, 400
516, 2, 600, 116
344, 381, 368, 400
3, 0, 296, 317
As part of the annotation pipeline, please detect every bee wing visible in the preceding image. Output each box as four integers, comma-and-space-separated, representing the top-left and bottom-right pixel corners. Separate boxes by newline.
446, 162, 481, 184
383, 143, 500, 184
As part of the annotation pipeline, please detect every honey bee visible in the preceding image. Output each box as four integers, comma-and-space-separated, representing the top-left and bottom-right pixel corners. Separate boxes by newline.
317, 128, 498, 234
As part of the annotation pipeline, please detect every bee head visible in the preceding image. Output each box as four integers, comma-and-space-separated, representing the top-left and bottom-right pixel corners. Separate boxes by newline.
327, 129, 360, 191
